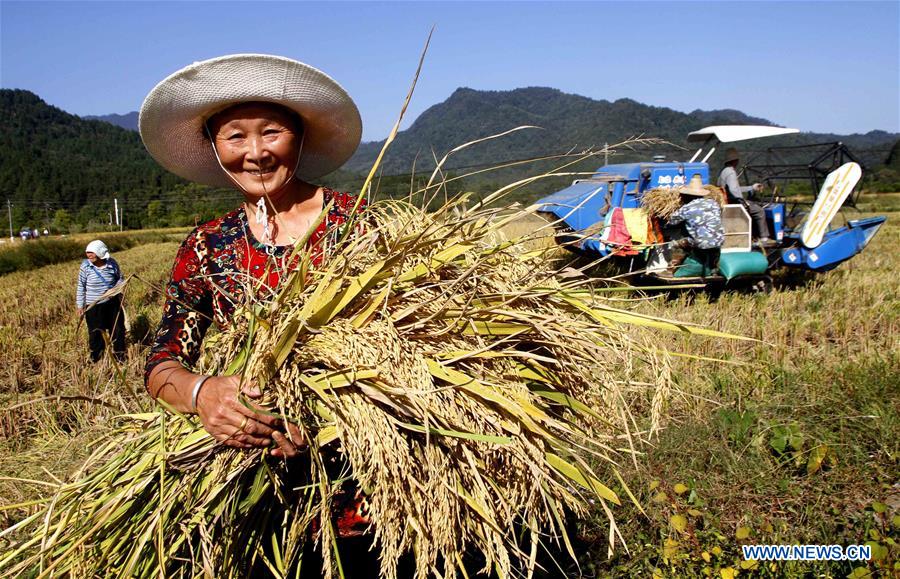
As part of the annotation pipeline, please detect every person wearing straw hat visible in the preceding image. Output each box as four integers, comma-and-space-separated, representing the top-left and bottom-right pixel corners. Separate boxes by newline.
76, 239, 126, 362
140, 54, 365, 460
667, 175, 725, 272
717, 147, 773, 245
138, 57, 389, 571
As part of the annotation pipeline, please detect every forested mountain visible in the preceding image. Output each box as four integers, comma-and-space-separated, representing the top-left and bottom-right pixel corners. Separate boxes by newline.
86, 86, 898, 178
0, 90, 239, 232
3, 87, 897, 233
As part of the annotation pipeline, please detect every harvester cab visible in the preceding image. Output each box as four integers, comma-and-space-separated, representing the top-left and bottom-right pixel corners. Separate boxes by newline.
535, 125, 887, 287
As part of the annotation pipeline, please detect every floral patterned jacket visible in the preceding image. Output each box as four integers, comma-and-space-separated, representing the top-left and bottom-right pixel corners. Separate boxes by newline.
145, 188, 362, 382
144, 188, 371, 538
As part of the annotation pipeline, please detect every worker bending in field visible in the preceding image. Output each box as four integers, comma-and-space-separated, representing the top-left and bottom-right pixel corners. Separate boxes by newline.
667, 175, 725, 273
717, 147, 772, 245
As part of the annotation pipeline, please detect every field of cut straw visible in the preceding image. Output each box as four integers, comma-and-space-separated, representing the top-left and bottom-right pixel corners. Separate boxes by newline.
0, 242, 177, 473
582, 203, 900, 578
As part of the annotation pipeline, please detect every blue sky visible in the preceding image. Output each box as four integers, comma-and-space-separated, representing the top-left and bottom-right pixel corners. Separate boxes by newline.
1, 1, 898, 141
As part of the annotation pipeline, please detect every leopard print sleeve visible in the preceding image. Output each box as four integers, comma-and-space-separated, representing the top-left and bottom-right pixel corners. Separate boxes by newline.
144, 229, 214, 390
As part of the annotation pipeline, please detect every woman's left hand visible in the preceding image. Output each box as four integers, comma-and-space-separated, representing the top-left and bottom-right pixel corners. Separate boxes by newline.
195, 375, 308, 458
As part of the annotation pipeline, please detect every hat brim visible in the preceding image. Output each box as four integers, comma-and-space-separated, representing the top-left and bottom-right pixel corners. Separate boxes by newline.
139, 54, 362, 187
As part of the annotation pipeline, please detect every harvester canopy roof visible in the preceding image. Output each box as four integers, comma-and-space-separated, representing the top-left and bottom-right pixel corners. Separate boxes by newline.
687, 125, 800, 143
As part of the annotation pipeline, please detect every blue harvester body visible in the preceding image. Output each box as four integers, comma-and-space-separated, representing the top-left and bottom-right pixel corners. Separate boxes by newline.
536, 158, 886, 280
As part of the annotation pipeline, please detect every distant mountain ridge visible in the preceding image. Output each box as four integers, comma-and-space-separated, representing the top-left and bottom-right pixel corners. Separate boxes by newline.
3, 87, 897, 230
345, 87, 897, 175
0, 89, 238, 230
84, 86, 897, 176
348, 86, 782, 173
0, 90, 182, 210
83, 111, 139, 131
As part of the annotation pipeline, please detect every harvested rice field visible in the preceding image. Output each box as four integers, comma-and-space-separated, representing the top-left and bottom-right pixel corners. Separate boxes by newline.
0, 201, 896, 578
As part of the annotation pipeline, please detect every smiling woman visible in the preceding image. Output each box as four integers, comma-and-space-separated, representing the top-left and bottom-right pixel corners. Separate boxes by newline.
206, 102, 304, 200
205, 101, 325, 245
137, 56, 376, 558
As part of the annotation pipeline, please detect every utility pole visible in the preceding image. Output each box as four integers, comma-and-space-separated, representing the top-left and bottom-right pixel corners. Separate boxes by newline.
114, 197, 120, 230
604, 142, 609, 166
6, 199, 12, 241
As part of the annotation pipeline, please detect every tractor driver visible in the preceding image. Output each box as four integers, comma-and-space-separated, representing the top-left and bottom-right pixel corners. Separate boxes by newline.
718, 148, 773, 245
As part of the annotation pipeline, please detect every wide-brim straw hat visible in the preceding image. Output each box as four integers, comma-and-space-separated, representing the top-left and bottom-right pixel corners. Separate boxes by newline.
139, 54, 362, 187
723, 147, 741, 164
679, 175, 709, 197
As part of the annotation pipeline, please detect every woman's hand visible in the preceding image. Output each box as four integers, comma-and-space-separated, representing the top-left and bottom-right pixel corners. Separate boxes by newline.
195, 375, 307, 458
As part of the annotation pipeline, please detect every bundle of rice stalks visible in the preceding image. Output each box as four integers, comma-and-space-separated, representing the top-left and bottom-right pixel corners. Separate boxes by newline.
0, 191, 740, 579
639, 187, 682, 219
641, 185, 727, 220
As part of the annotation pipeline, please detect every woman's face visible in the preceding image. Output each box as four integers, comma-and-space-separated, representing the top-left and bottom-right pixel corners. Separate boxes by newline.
209, 103, 303, 198
85, 251, 98, 264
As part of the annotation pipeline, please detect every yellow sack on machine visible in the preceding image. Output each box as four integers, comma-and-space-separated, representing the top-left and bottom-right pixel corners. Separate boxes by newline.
622, 208, 650, 245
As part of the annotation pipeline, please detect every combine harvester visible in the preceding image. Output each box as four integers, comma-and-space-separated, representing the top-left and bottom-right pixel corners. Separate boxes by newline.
536, 125, 887, 290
